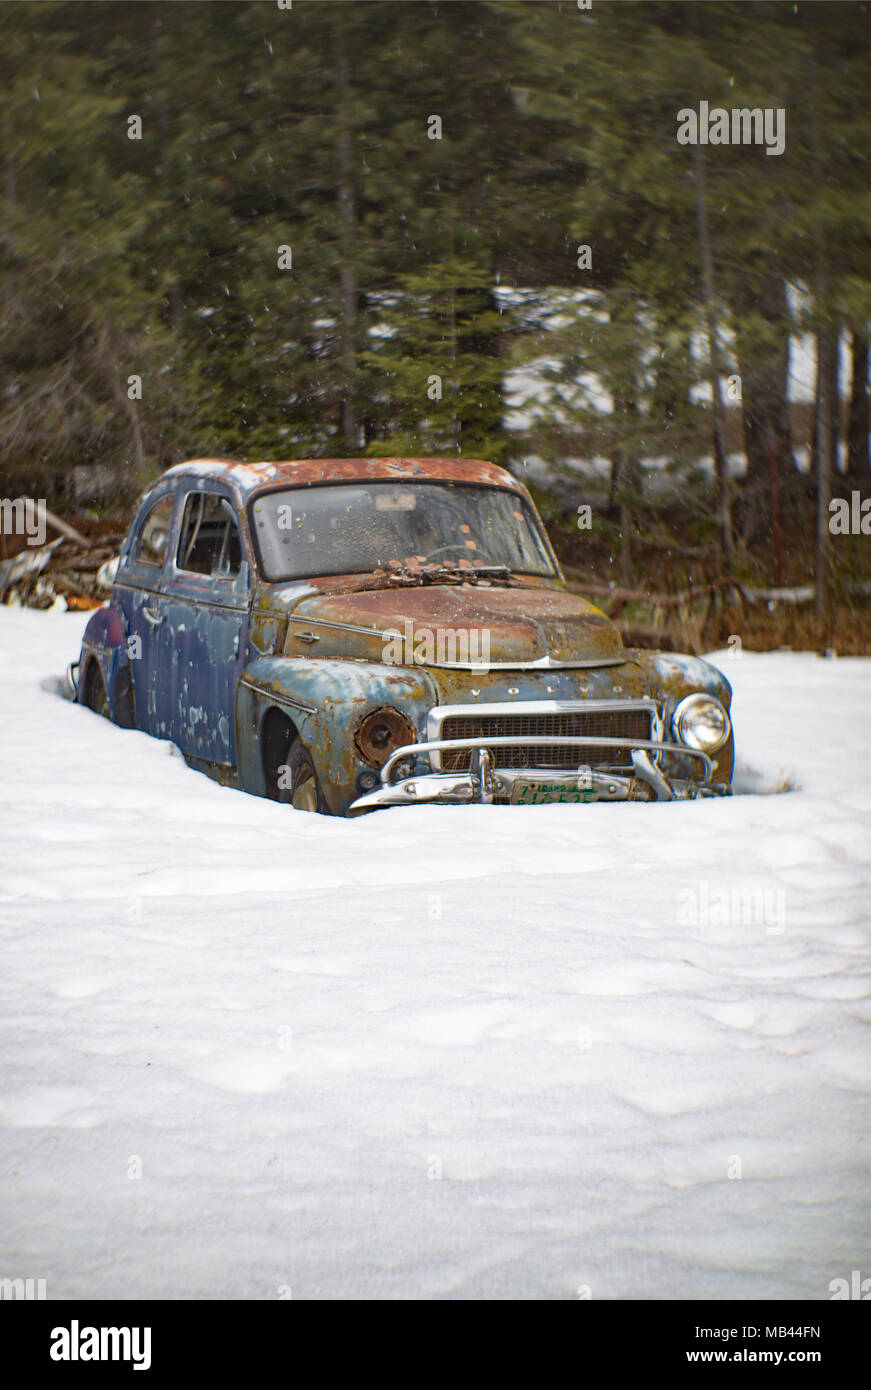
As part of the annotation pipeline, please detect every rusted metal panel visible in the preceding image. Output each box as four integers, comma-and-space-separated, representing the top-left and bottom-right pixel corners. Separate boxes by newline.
236, 656, 437, 816
286, 584, 624, 667
163, 455, 532, 499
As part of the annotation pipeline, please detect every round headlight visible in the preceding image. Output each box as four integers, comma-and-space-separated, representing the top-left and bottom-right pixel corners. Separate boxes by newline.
672, 693, 731, 753
354, 706, 417, 769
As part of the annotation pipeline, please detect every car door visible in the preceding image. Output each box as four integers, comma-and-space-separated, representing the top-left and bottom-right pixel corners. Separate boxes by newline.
160, 487, 250, 765
113, 489, 179, 737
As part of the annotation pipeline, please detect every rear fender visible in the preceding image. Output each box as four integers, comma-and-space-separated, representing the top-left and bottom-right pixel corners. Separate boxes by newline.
77, 605, 134, 723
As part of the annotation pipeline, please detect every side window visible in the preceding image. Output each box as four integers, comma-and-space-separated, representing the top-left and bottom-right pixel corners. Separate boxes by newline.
132, 496, 175, 568
177, 493, 243, 579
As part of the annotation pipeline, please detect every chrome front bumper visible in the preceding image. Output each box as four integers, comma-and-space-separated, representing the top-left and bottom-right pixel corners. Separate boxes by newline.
65, 660, 80, 700
348, 734, 727, 813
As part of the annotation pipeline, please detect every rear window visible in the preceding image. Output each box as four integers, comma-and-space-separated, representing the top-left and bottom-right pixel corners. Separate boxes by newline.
132, 496, 174, 568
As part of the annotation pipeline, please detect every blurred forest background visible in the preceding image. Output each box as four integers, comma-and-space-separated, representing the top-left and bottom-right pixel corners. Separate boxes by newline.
0, 0, 869, 646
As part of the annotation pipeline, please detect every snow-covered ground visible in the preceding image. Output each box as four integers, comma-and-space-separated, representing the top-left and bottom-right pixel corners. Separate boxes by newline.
1, 607, 869, 1300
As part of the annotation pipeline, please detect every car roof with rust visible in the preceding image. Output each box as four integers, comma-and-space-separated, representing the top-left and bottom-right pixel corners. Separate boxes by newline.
161, 456, 527, 499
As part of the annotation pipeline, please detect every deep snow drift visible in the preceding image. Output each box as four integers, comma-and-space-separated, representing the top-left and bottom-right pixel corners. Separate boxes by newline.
0, 607, 869, 1300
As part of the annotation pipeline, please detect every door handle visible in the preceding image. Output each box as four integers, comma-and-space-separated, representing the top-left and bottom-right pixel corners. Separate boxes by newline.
142, 604, 163, 626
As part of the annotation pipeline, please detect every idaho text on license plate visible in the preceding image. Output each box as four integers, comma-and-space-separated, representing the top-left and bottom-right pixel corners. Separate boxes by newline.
510, 781, 596, 805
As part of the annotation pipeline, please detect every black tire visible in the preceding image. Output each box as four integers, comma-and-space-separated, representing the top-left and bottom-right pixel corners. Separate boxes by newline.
84, 662, 111, 720
113, 666, 136, 729
277, 739, 329, 814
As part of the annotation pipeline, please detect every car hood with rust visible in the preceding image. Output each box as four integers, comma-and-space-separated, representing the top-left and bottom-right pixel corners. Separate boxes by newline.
274, 580, 626, 667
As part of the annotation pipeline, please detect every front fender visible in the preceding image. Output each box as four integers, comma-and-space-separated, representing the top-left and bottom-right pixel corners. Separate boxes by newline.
236, 657, 438, 814
627, 648, 734, 785
628, 648, 732, 712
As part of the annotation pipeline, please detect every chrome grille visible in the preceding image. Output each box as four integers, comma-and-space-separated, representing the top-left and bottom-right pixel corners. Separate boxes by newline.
436, 704, 654, 771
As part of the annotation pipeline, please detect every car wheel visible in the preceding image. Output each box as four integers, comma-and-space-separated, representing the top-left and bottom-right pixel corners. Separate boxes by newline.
279, 740, 328, 814
84, 662, 111, 720
114, 666, 136, 729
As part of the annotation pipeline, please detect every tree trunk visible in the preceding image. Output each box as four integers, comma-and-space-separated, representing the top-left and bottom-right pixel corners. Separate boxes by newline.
334, 16, 358, 453
809, 341, 821, 482
815, 319, 838, 632
151, 15, 184, 346
736, 274, 796, 493
609, 391, 641, 589
846, 330, 869, 484
691, 144, 733, 559
99, 318, 147, 490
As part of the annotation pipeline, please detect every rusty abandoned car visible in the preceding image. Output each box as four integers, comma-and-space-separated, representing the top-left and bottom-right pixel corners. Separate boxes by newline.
69, 457, 734, 814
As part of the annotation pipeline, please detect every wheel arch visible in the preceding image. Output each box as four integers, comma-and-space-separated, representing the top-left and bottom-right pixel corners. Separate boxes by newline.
260, 704, 301, 800
234, 656, 437, 814
76, 604, 136, 726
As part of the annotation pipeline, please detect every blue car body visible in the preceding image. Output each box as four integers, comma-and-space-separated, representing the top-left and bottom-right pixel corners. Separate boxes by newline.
73, 457, 734, 815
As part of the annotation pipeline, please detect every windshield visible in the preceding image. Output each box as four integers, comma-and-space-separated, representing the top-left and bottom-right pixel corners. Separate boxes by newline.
249, 481, 557, 582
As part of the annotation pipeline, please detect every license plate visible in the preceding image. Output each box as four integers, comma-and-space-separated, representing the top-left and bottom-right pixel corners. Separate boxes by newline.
510, 780, 596, 805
